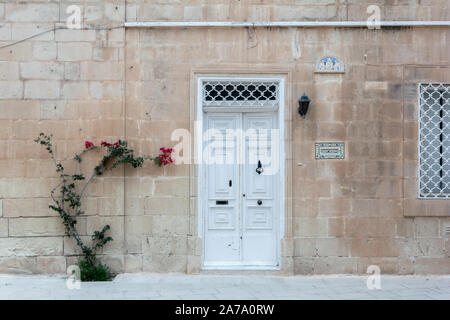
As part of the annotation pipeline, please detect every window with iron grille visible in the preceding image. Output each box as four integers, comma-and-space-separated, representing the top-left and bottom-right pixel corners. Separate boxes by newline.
418, 83, 450, 198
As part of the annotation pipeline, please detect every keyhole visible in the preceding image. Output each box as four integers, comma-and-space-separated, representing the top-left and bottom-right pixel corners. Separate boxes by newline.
256, 160, 264, 175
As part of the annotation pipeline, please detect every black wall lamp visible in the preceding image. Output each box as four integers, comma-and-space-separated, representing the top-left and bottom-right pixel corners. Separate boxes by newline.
298, 94, 311, 118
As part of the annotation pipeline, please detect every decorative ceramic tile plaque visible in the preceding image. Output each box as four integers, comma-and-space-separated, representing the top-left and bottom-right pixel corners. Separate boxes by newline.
315, 142, 345, 159
315, 56, 345, 73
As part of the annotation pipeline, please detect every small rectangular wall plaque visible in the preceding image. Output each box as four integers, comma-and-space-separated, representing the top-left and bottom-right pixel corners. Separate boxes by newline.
315, 142, 345, 159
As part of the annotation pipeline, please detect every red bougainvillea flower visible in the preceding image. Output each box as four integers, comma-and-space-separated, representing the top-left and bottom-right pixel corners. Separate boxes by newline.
101, 141, 112, 147
113, 142, 119, 147
85, 141, 94, 149
156, 147, 175, 166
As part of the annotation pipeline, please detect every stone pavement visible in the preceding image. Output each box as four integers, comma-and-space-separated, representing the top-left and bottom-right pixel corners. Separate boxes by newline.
0, 274, 449, 300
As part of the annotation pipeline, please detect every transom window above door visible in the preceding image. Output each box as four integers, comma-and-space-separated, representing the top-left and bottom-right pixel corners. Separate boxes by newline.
202, 78, 280, 109
419, 83, 450, 198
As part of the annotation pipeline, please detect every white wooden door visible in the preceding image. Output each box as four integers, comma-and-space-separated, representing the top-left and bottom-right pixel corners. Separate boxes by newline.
242, 113, 279, 266
203, 112, 279, 268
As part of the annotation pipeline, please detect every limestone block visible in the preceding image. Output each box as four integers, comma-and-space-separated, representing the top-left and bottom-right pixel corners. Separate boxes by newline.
5, 3, 59, 22
184, 6, 203, 21
414, 258, 450, 274
89, 82, 103, 99
40, 100, 67, 120
0, 256, 36, 274
143, 254, 186, 273
55, 29, 97, 42
294, 218, 327, 237
0, 23, 11, 41
398, 258, 415, 275
20, 62, 64, 80
313, 257, 358, 274
80, 62, 124, 80
33, 42, 57, 61
415, 238, 445, 257
187, 255, 201, 274
12, 23, 53, 41
349, 238, 399, 258
293, 257, 314, 275
124, 254, 142, 272
36, 256, 66, 274
64, 62, 80, 80
125, 216, 152, 235
358, 257, 399, 274
0, 81, 23, 99
0, 42, 32, 61
104, 3, 125, 22
2, 198, 54, 218
151, 215, 189, 236
318, 198, 351, 216
58, 43, 92, 62
414, 218, 440, 237
142, 235, 187, 256
144, 197, 189, 215
84, 5, 104, 23
396, 218, 415, 237
0, 237, 63, 256
125, 234, 143, 254
0, 61, 19, 80
345, 218, 396, 238
62, 82, 89, 99
0, 218, 7, 237
187, 236, 201, 256
294, 238, 315, 257
139, 5, 183, 21
154, 178, 189, 197
98, 254, 124, 273
315, 238, 348, 257
124, 197, 144, 216
24, 80, 60, 99
9, 217, 65, 236
328, 218, 345, 237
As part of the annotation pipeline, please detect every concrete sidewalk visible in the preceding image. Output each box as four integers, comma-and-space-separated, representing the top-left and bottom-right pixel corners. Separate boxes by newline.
0, 274, 449, 300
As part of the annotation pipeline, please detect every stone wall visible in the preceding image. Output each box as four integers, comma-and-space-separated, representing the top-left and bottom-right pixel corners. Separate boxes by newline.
0, 0, 127, 273
0, 0, 449, 274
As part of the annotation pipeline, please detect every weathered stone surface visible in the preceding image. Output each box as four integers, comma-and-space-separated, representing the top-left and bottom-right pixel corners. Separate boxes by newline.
9, 217, 65, 236
24, 80, 60, 99
0, 237, 63, 256
0, 218, 7, 237
33, 42, 57, 61
0, 256, 36, 274
36, 256, 66, 274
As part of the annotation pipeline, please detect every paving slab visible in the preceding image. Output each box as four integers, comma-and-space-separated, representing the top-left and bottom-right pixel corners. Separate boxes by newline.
0, 274, 449, 300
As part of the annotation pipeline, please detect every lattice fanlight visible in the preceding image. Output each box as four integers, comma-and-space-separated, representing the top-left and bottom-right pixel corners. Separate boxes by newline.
202, 80, 279, 107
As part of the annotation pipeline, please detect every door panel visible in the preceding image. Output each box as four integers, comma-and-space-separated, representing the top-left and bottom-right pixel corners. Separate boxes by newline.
203, 114, 240, 266
203, 112, 279, 268
242, 113, 278, 266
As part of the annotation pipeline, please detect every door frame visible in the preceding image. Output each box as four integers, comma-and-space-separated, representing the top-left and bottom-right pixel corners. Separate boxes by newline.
196, 75, 286, 270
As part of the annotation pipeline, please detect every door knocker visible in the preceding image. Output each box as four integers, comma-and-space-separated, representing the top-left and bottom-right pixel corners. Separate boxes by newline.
256, 160, 264, 175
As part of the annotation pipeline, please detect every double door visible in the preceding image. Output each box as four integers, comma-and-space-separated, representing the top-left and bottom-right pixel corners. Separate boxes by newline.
203, 112, 279, 268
